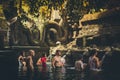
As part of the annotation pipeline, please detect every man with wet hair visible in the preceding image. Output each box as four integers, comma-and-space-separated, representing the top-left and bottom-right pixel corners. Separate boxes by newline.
52, 50, 64, 69
88, 49, 101, 71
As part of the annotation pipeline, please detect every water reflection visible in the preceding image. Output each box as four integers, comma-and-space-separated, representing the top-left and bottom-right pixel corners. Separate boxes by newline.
52, 67, 66, 80
86, 70, 104, 80
17, 65, 119, 80
74, 72, 85, 80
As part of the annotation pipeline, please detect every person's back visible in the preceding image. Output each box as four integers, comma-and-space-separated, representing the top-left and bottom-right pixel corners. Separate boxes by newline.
41, 56, 47, 67
89, 56, 97, 70
88, 49, 101, 71
75, 54, 85, 72
75, 60, 84, 72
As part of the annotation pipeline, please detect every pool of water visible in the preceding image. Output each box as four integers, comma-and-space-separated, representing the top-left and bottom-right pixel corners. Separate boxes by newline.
1, 50, 120, 80
16, 65, 120, 80
0, 63, 120, 80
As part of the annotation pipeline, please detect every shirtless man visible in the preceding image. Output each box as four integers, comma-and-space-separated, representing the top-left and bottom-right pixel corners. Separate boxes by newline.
88, 49, 101, 71
26, 50, 35, 71
52, 50, 64, 69
75, 55, 85, 72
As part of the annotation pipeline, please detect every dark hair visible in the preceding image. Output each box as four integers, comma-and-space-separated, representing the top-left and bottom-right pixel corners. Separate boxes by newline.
56, 50, 61, 55
20, 51, 25, 56
90, 49, 97, 56
42, 53, 46, 57
78, 54, 83, 60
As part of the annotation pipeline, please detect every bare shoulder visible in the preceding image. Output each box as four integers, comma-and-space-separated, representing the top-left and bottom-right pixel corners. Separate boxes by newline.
27, 56, 31, 59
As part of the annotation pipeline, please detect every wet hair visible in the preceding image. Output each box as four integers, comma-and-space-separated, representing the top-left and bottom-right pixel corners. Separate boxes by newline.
29, 49, 35, 56
77, 54, 83, 60
42, 53, 46, 57
80, 54, 83, 59
55, 50, 61, 55
90, 49, 97, 56
20, 51, 25, 56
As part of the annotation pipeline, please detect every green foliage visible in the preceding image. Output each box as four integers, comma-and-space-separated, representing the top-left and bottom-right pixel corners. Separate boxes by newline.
25, 0, 64, 14
66, 0, 87, 23
22, 0, 111, 22
66, 0, 111, 23
2, 0, 111, 24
